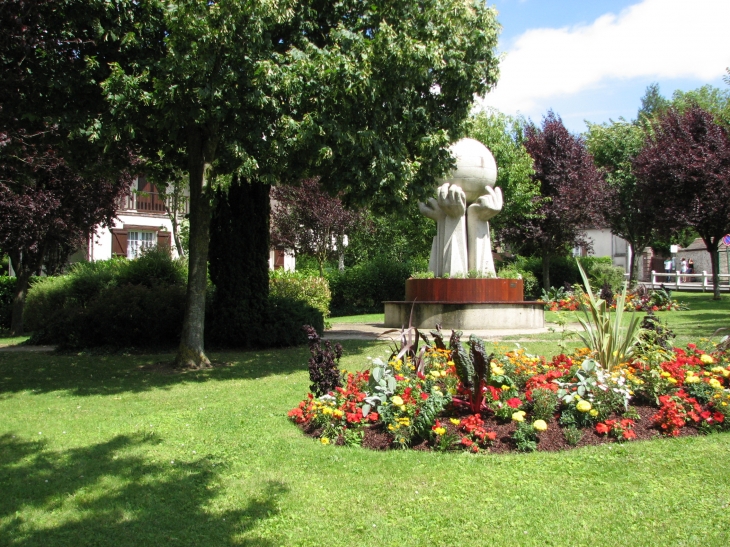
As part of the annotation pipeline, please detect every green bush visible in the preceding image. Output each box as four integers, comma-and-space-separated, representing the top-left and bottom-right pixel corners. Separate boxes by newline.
0, 276, 16, 329
26, 251, 188, 348
586, 261, 626, 293
512, 255, 614, 291
327, 257, 420, 316
496, 264, 539, 299
269, 270, 331, 319
258, 296, 324, 348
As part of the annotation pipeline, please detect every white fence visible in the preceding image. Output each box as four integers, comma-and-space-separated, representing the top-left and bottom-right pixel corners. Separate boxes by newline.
650, 270, 730, 292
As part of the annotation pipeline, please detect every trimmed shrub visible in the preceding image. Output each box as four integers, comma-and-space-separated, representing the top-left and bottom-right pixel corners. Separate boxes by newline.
257, 296, 324, 348
496, 265, 539, 299
585, 261, 626, 293
208, 177, 271, 348
327, 257, 418, 316
25, 251, 188, 348
513, 255, 614, 291
269, 270, 331, 319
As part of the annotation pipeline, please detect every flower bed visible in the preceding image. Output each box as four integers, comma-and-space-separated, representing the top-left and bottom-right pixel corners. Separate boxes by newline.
543, 287, 687, 313
290, 331, 730, 454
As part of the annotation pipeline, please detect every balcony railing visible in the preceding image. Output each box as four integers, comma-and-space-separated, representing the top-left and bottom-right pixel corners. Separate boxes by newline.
120, 191, 189, 215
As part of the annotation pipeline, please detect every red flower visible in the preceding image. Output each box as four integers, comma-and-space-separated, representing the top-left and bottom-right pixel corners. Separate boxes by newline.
486, 431, 497, 441
506, 397, 522, 409
460, 437, 474, 447
713, 412, 725, 423
367, 412, 379, 422
622, 430, 637, 440
420, 392, 429, 401
595, 423, 610, 435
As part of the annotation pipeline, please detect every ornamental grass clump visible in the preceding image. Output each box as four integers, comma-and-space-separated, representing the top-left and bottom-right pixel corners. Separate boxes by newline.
575, 260, 643, 370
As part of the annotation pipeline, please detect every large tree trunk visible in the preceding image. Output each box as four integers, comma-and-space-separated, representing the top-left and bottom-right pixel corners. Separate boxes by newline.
8, 251, 32, 336
174, 130, 217, 368
707, 239, 721, 300
541, 252, 551, 291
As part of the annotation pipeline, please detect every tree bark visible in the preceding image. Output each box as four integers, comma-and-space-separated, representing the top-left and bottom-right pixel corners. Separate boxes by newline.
707, 239, 721, 301
8, 251, 32, 336
174, 129, 217, 368
541, 252, 551, 291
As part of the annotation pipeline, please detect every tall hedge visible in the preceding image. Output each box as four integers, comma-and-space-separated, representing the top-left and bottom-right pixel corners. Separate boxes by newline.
0, 276, 16, 329
208, 177, 272, 346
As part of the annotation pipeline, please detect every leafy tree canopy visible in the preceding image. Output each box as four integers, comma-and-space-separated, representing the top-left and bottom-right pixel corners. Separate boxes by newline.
466, 108, 538, 241
634, 105, 730, 299
97, 0, 501, 367
507, 111, 608, 289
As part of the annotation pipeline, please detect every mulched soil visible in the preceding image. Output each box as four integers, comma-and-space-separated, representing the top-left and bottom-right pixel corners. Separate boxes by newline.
300, 404, 701, 454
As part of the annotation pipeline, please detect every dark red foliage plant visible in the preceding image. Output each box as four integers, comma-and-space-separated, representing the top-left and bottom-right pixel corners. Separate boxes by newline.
503, 111, 609, 289
633, 105, 730, 300
303, 325, 343, 397
0, 129, 134, 334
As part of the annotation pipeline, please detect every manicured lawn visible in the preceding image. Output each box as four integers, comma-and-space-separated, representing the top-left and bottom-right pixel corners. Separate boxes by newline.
329, 313, 385, 324
2, 337, 729, 546
0, 334, 30, 348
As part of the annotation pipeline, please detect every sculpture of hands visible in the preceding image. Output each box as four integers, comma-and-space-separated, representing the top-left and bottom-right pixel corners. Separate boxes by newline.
436, 182, 466, 218
468, 186, 502, 222
418, 197, 444, 221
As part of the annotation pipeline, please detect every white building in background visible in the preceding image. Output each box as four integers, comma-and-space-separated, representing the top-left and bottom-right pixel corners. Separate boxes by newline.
79, 175, 295, 270
81, 175, 180, 262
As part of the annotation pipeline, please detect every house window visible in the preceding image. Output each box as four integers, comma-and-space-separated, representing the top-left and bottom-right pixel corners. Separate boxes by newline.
127, 231, 155, 258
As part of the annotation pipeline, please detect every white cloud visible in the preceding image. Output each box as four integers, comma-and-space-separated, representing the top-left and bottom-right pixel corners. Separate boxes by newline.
480, 0, 730, 117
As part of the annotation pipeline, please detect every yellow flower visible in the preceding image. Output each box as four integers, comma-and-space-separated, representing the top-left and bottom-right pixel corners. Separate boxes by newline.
722, 369, 730, 378
700, 354, 715, 364
501, 385, 510, 391
722, 402, 728, 407
391, 396, 404, 406
512, 411, 526, 422
589, 409, 599, 417
450, 418, 461, 426
685, 375, 701, 384
333, 409, 344, 418
711, 366, 724, 374
703, 371, 711, 377
491, 363, 505, 376
709, 379, 722, 390
433, 427, 446, 436
533, 420, 548, 432
320, 437, 330, 445
322, 407, 333, 415
660, 371, 671, 378
576, 400, 592, 413
667, 377, 678, 385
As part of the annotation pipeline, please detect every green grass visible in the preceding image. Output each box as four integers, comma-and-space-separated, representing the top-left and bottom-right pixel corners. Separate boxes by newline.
0, 333, 30, 347
329, 313, 385, 324
2, 337, 729, 546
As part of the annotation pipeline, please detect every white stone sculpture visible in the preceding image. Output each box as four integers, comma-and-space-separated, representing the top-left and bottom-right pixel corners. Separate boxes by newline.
418, 138, 502, 277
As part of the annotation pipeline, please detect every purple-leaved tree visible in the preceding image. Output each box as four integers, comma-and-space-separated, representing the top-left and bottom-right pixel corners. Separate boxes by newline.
634, 105, 730, 300
0, 129, 133, 334
270, 178, 361, 276
504, 111, 608, 289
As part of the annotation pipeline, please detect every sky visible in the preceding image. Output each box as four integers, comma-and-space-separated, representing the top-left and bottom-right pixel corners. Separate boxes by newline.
478, 0, 730, 133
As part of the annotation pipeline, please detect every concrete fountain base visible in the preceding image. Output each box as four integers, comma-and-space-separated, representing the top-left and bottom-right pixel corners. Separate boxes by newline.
383, 278, 544, 330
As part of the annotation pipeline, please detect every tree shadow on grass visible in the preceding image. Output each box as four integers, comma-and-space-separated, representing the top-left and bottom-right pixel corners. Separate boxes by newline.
0, 433, 288, 546
0, 340, 386, 398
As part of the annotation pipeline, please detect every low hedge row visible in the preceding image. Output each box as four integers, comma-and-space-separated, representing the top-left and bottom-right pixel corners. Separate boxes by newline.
327, 257, 425, 316
25, 251, 322, 349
